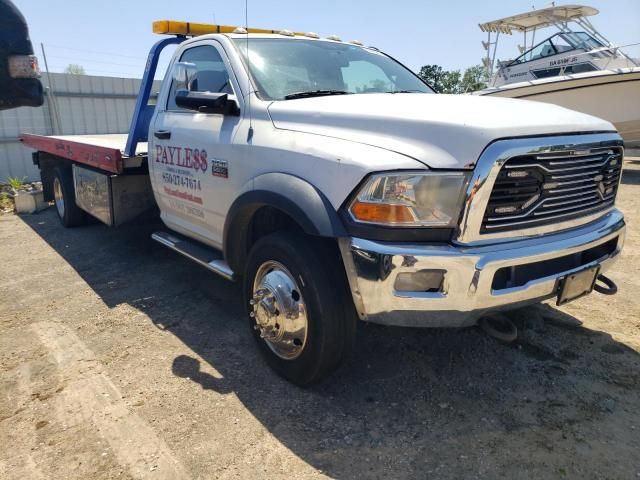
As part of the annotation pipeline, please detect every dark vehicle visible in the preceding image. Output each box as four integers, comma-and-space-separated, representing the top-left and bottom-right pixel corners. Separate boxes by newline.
0, 0, 43, 110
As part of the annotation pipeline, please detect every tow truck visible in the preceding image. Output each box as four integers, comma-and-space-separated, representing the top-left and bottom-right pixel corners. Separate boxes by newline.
20, 20, 625, 385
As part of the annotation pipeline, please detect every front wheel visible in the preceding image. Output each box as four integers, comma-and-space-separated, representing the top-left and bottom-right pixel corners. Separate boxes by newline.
244, 232, 356, 386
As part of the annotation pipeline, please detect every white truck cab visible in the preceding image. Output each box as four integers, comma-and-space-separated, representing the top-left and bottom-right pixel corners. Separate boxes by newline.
22, 21, 626, 385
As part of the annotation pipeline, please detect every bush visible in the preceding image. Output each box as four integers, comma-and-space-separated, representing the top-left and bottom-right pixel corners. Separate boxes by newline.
7, 177, 25, 190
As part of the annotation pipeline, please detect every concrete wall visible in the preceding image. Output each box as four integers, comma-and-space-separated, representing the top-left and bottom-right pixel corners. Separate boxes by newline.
0, 73, 160, 182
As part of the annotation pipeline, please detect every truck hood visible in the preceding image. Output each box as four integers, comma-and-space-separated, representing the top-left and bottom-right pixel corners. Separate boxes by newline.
267, 93, 615, 168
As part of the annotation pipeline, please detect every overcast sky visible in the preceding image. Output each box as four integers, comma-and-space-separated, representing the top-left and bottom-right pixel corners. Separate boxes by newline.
14, 0, 640, 78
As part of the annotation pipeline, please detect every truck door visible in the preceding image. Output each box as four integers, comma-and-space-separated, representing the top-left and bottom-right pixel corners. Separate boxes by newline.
150, 41, 242, 249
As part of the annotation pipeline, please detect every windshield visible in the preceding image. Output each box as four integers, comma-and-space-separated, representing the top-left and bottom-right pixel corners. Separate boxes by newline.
509, 32, 605, 66
563, 32, 604, 51
232, 38, 433, 100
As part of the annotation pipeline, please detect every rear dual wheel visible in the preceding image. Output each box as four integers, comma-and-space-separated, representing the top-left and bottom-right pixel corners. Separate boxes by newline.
52, 167, 85, 227
244, 232, 356, 386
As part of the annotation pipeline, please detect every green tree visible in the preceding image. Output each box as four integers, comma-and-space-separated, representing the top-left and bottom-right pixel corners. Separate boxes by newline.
459, 64, 488, 93
441, 70, 462, 94
418, 63, 488, 94
64, 64, 86, 75
418, 64, 447, 93
418, 64, 462, 94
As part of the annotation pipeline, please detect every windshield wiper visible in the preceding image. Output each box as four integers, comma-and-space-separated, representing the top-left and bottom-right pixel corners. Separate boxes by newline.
284, 90, 350, 100
385, 89, 425, 94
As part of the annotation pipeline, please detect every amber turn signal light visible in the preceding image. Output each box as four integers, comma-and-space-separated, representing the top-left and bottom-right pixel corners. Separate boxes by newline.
350, 201, 416, 224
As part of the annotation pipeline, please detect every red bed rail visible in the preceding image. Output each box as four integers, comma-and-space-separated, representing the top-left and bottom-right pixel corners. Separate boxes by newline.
19, 133, 124, 174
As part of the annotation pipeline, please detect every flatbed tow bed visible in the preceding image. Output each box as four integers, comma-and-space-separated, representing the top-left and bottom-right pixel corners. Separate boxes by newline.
20, 132, 156, 227
19, 133, 148, 174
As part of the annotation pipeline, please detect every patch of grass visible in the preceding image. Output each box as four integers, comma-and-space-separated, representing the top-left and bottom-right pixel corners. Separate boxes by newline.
7, 177, 26, 190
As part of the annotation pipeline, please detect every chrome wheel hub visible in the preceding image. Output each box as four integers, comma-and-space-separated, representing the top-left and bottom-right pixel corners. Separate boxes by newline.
53, 177, 65, 218
251, 261, 308, 360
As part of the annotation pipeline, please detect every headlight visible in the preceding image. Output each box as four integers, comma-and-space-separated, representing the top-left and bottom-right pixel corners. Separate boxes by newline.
348, 171, 470, 227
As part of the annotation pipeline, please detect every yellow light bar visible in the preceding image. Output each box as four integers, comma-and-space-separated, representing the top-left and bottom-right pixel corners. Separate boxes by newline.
152, 20, 306, 37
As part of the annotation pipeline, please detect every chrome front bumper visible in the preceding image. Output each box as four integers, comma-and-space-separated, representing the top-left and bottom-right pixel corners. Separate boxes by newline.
339, 210, 625, 328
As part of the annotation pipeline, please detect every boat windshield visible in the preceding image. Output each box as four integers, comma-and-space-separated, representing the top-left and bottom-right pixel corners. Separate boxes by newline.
563, 32, 605, 51
509, 32, 604, 66
231, 38, 433, 100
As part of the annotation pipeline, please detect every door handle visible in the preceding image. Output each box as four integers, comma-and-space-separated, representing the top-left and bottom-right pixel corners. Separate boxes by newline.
154, 130, 171, 140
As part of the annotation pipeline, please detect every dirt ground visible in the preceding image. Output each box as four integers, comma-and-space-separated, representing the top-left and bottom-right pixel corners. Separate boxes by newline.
1, 161, 639, 480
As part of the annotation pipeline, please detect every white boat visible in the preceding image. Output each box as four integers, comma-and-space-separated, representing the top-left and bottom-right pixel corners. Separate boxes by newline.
475, 4, 640, 148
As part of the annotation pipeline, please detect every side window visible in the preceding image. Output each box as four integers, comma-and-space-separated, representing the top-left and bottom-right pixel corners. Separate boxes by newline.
167, 45, 233, 111
531, 67, 562, 79
513, 38, 559, 65
532, 62, 597, 79
566, 63, 597, 74
527, 40, 556, 62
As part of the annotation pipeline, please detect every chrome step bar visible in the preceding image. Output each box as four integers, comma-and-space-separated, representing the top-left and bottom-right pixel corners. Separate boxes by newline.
151, 231, 235, 281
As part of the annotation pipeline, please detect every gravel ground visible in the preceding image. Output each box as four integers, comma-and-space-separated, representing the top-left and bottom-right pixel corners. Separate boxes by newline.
1, 160, 639, 480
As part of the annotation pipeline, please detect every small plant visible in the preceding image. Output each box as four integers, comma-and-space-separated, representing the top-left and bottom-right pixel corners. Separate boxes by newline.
7, 177, 26, 190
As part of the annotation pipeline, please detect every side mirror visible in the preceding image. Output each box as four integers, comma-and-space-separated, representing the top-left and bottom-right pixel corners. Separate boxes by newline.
175, 90, 240, 115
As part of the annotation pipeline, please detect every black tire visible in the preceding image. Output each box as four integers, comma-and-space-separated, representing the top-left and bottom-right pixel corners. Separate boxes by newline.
52, 166, 85, 227
244, 232, 357, 386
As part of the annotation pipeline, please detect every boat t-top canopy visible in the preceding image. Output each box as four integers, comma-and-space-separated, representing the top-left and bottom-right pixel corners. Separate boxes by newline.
479, 4, 599, 34
477, 4, 625, 79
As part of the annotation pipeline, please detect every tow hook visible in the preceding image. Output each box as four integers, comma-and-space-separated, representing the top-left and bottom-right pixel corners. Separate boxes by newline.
478, 314, 518, 343
594, 274, 618, 295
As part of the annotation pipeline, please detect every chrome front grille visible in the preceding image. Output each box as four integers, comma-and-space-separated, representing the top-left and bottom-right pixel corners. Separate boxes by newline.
481, 147, 623, 234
